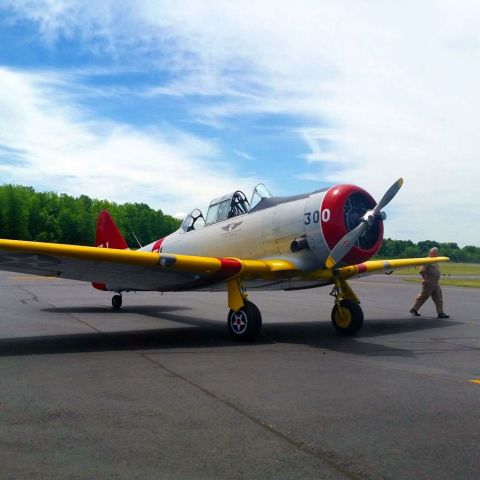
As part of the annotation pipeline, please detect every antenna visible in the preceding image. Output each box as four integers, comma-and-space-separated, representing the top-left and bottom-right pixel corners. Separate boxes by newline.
131, 232, 143, 248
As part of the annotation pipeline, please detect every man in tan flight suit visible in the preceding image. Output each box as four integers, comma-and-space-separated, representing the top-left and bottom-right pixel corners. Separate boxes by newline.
410, 247, 450, 318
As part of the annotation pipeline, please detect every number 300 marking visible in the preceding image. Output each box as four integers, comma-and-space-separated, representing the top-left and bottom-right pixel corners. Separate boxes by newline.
305, 209, 330, 225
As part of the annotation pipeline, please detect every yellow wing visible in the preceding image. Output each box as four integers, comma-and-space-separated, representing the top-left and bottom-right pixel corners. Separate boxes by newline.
0, 238, 449, 291
309, 256, 450, 281
0, 239, 296, 291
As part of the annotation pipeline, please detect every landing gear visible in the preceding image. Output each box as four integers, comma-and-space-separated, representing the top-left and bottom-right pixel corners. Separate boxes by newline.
112, 293, 122, 310
331, 298, 363, 335
330, 279, 364, 335
228, 300, 262, 341
226, 278, 262, 341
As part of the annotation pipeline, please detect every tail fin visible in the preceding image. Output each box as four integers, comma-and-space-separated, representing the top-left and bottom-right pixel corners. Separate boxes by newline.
95, 210, 128, 249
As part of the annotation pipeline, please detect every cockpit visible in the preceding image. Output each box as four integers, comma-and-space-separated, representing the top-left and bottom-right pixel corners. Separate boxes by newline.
179, 184, 272, 233
205, 191, 250, 225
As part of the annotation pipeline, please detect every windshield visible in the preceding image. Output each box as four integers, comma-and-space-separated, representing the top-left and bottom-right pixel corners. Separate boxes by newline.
180, 208, 205, 232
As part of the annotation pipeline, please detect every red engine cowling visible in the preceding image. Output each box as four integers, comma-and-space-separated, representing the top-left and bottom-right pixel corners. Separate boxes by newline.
304, 184, 384, 267
321, 184, 383, 265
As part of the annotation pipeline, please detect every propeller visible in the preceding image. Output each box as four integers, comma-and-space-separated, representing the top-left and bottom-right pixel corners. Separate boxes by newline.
324, 178, 404, 269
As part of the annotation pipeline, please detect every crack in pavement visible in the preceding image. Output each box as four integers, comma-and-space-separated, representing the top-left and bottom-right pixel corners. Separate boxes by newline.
139, 352, 374, 480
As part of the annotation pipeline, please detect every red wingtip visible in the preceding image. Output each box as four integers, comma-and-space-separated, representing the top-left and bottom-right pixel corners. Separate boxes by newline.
95, 210, 128, 249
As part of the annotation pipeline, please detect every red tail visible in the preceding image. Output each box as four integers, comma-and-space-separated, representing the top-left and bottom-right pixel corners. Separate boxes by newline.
93, 211, 128, 291
95, 210, 128, 249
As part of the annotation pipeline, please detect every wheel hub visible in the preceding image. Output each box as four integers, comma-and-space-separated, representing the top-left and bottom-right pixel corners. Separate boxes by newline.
230, 310, 248, 334
335, 308, 352, 328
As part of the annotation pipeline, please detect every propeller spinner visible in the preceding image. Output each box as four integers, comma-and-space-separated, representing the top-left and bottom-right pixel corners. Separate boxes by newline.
324, 178, 403, 269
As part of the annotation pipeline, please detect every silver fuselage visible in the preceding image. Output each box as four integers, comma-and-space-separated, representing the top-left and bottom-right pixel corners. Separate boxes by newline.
139, 190, 334, 291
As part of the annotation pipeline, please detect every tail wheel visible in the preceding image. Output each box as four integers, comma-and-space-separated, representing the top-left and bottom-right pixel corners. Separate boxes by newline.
227, 300, 262, 341
331, 299, 363, 335
112, 294, 122, 310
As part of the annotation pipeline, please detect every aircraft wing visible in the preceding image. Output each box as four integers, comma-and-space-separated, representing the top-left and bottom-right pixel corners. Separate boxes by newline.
310, 256, 450, 281
0, 239, 297, 291
0, 238, 450, 290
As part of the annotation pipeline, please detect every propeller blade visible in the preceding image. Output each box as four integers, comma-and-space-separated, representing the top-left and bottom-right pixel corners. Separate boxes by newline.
373, 177, 403, 214
324, 178, 404, 269
325, 222, 367, 269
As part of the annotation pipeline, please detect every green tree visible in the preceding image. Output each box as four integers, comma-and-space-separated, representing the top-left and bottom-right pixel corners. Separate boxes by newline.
0, 185, 30, 240
0, 184, 181, 245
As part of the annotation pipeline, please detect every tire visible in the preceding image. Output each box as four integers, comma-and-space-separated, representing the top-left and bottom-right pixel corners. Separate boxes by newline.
227, 300, 262, 341
331, 299, 363, 335
112, 294, 122, 310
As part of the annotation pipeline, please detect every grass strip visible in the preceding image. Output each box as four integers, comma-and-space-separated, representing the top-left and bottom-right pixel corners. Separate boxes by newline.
393, 262, 480, 276
401, 278, 480, 288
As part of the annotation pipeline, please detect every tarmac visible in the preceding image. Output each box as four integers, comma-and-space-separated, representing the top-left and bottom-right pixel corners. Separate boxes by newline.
0, 270, 479, 480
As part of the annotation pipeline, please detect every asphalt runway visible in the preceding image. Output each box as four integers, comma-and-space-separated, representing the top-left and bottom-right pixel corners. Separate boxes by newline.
0, 270, 479, 480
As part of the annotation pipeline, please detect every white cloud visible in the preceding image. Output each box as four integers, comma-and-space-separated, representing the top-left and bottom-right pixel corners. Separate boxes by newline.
1, 1, 480, 245
0, 68, 258, 216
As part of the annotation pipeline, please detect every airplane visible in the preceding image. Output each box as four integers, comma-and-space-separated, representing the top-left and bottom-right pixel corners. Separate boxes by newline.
0, 178, 448, 340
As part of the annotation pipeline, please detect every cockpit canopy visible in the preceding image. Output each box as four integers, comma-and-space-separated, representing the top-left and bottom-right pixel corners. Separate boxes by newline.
205, 191, 250, 225
179, 184, 273, 233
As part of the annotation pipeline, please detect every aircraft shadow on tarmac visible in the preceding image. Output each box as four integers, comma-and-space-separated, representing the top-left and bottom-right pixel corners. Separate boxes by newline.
0, 304, 457, 357
42, 305, 192, 315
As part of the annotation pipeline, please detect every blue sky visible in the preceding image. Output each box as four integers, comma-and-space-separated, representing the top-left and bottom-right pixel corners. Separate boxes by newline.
0, 0, 479, 246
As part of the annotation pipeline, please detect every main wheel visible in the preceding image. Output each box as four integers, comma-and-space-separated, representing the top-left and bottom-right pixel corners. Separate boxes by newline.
227, 300, 262, 341
112, 294, 122, 310
331, 299, 363, 335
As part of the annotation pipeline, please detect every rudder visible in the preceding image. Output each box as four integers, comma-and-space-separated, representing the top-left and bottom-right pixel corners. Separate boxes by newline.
95, 210, 128, 249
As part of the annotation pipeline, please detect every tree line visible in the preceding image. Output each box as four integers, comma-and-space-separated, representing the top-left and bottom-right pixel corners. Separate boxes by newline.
376, 238, 480, 263
0, 184, 181, 247
1, 184, 479, 261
